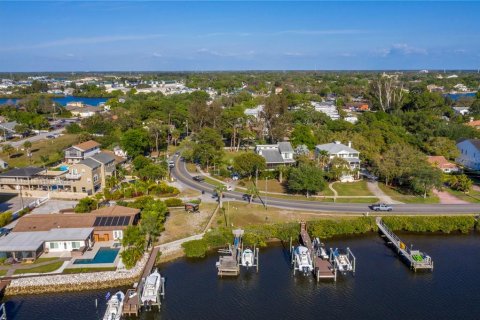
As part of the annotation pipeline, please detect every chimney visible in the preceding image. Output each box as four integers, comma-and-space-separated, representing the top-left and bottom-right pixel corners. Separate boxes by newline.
348, 141, 352, 148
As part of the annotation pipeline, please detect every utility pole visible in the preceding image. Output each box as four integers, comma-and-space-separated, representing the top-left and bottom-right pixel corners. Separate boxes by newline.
265, 177, 268, 210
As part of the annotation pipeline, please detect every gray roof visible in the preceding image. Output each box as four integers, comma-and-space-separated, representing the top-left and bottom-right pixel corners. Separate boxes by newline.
260, 149, 286, 164
78, 158, 101, 170
0, 166, 44, 178
315, 142, 359, 154
0, 121, 18, 133
91, 152, 115, 165
278, 142, 294, 153
459, 139, 480, 151
0, 228, 93, 252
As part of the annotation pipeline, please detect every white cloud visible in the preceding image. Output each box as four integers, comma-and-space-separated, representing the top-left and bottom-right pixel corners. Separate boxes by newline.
0, 34, 165, 52
196, 48, 255, 58
376, 43, 428, 57
152, 52, 163, 58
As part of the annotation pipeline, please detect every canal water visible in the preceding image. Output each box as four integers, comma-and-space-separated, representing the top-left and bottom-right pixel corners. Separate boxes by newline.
4, 233, 480, 320
0, 96, 108, 106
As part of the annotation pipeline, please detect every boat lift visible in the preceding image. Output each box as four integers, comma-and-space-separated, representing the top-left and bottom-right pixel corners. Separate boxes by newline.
329, 247, 356, 275
216, 229, 260, 276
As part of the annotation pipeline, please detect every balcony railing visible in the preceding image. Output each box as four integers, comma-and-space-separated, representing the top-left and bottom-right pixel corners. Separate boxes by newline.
65, 173, 82, 180
0, 178, 73, 186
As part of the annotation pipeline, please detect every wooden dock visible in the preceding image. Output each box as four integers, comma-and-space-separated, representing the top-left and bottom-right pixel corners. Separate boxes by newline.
376, 217, 433, 272
123, 246, 164, 317
216, 229, 245, 277
299, 222, 336, 281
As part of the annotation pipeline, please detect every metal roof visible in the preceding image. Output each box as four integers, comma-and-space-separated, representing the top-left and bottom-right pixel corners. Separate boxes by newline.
315, 142, 359, 155
90, 152, 115, 164
0, 166, 45, 178
78, 158, 101, 169
0, 228, 93, 252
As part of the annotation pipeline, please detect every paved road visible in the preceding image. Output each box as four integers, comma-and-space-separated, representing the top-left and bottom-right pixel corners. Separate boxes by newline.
2, 127, 66, 148
171, 156, 480, 214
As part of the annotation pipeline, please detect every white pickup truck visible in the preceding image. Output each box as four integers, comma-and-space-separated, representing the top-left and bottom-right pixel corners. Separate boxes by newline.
370, 203, 393, 211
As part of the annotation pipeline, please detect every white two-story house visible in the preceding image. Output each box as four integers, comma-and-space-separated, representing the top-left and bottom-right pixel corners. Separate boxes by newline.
456, 139, 480, 171
315, 141, 361, 182
255, 142, 296, 169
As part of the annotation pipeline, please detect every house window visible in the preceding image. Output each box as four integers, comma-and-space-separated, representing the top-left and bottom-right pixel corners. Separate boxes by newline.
93, 175, 99, 182
113, 230, 123, 240
81, 187, 86, 192
49, 242, 59, 249
72, 242, 81, 249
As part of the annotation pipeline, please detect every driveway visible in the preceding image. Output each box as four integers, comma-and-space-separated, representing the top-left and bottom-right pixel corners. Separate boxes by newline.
366, 181, 403, 204
0, 194, 38, 213
433, 189, 468, 204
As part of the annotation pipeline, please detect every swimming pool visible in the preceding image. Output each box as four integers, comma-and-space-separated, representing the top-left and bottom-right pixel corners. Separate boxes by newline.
73, 247, 120, 265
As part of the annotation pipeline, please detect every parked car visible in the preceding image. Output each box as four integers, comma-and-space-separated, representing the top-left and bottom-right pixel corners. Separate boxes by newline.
370, 203, 393, 211
46, 135, 56, 139
226, 185, 233, 191
193, 176, 205, 182
168, 160, 175, 168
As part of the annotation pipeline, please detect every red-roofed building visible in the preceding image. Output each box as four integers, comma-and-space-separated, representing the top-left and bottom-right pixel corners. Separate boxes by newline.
427, 156, 459, 173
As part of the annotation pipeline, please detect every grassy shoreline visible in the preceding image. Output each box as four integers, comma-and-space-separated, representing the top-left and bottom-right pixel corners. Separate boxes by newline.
182, 215, 477, 258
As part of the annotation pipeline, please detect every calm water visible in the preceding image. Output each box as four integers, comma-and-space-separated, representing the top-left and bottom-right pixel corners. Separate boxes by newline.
445, 92, 476, 100
4, 233, 480, 320
0, 96, 107, 106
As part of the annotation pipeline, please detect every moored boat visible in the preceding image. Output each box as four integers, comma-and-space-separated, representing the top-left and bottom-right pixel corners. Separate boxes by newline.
103, 291, 124, 320
141, 269, 162, 305
241, 248, 254, 267
294, 246, 313, 274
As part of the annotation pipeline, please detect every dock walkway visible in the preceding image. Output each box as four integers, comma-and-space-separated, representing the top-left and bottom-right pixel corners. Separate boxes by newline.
376, 217, 433, 271
123, 247, 162, 317
299, 222, 336, 281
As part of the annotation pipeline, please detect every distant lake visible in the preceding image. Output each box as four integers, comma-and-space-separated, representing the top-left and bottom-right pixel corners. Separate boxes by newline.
0, 96, 108, 107
444, 92, 476, 101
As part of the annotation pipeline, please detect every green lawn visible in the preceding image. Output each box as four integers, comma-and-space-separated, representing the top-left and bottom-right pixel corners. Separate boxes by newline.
62, 267, 116, 274
335, 197, 379, 203
21, 257, 59, 265
0, 270, 7, 277
445, 188, 480, 203
14, 261, 64, 275
378, 183, 440, 204
332, 181, 373, 196
222, 150, 249, 165
0, 134, 80, 168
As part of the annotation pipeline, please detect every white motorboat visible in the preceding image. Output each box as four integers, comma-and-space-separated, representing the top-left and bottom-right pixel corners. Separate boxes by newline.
332, 248, 353, 272
141, 269, 162, 305
294, 246, 313, 274
241, 248, 254, 267
313, 237, 329, 260
103, 291, 124, 320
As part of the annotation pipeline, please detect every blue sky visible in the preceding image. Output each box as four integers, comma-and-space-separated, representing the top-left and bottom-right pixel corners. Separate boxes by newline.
1, 1, 479, 71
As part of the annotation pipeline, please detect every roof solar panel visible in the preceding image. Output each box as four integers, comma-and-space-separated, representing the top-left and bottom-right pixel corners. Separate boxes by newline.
93, 217, 102, 227
99, 216, 108, 227
112, 216, 120, 226
105, 217, 114, 226
122, 216, 130, 226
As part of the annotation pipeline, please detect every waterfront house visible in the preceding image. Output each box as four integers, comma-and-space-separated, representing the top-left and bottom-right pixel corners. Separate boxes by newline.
456, 139, 480, 171
0, 167, 74, 193
311, 101, 340, 120
13, 205, 140, 243
315, 141, 361, 182
255, 142, 295, 169
64, 140, 101, 164
0, 228, 94, 262
68, 158, 103, 194
426, 156, 459, 173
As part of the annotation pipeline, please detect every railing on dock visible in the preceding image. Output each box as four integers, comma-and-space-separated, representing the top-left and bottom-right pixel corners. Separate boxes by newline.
376, 217, 433, 272
216, 229, 259, 277
0, 303, 6, 320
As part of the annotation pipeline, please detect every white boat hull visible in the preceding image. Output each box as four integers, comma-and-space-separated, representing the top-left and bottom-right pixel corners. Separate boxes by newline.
141, 269, 162, 304
103, 291, 124, 320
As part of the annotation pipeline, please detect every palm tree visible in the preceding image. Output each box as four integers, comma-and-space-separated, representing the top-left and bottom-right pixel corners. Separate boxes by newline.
316, 150, 330, 169
246, 185, 259, 204
214, 185, 227, 208
2, 144, 14, 159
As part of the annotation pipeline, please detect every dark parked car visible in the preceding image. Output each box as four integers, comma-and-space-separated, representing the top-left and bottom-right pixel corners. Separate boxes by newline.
193, 176, 205, 182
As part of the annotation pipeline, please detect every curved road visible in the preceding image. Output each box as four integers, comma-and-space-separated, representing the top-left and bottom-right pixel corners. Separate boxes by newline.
171, 157, 480, 214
